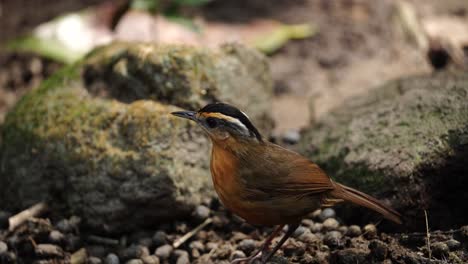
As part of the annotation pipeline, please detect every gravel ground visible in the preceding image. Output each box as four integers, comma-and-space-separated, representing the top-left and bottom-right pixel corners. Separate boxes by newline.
0, 200, 467, 264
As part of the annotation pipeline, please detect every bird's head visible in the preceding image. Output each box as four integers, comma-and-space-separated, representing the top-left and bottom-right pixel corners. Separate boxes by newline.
171, 103, 263, 145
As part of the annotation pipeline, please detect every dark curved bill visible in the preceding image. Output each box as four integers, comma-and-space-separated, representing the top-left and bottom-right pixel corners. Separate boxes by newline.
171, 111, 197, 121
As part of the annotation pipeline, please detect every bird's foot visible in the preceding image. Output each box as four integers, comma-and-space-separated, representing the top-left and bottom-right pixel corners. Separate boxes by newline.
230, 250, 264, 264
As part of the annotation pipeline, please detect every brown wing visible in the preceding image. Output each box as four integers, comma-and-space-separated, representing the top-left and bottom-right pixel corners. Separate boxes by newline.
241, 143, 335, 199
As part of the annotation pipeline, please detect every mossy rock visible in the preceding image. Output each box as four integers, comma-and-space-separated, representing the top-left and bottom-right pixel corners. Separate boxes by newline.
298, 71, 468, 229
0, 42, 273, 233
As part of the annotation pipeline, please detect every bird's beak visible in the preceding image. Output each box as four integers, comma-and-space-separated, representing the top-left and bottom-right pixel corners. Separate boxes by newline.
171, 110, 197, 122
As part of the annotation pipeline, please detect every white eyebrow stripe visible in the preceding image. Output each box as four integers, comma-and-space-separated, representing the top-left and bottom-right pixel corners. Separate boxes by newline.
222, 115, 249, 132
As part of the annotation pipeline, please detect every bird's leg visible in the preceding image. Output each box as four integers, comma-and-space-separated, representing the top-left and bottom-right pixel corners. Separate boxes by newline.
260, 223, 300, 264
230, 225, 284, 264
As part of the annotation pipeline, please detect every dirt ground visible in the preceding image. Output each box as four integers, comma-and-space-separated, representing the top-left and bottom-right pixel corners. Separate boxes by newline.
0, 0, 467, 263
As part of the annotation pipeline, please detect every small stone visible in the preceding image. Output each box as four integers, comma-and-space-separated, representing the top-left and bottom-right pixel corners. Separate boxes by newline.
175, 250, 190, 264
125, 259, 143, 264
49, 230, 65, 244
323, 231, 342, 248
319, 208, 336, 221
445, 239, 460, 250
189, 241, 205, 252
282, 130, 301, 144
154, 245, 172, 259
141, 255, 160, 264
56, 219, 73, 233
0, 241, 8, 254
363, 224, 377, 239
89, 256, 103, 264
293, 226, 308, 238
310, 209, 322, 220
310, 223, 323, 233
301, 219, 314, 227
88, 245, 108, 258
138, 237, 153, 248
104, 253, 120, 264
35, 244, 64, 258
121, 245, 149, 260
460, 225, 468, 241
346, 225, 362, 237
369, 240, 388, 261
338, 226, 348, 234
152, 231, 167, 247
206, 242, 218, 251
230, 250, 246, 261
0, 251, 16, 263
330, 249, 367, 264
0, 211, 11, 229
298, 230, 318, 243
323, 218, 339, 231
238, 239, 256, 254
193, 205, 211, 221
64, 235, 81, 251
432, 242, 449, 259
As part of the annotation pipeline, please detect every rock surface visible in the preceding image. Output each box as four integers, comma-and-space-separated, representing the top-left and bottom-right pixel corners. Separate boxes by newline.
0, 42, 273, 233
298, 71, 468, 229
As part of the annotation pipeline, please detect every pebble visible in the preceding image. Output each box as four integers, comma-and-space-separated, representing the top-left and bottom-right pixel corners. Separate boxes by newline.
104, 253, 120, 264
87, 245, 108, 258
206, 242, 218, 252
152, 231, 167, 247
319, 208, 336, 221
0, 251, 16, 263
64, 235, 82, 251
369, 240, 388, 260
121, 245, 149, 260
141, 255, 160, 264
298, 230, 318, 243
310, 223, 323, 233
460, 225, 468, 241
35, 244, 64, 258
56, 219, 73, 233
323, 231, 342, 248
282, 130, 301, 144
310, 209, 322, 220
323, 218, 339, 231
174, 250, 190, 264
363, 224, 377, 239
301, 219, 314, 227
49, 230, 65, 244
138, 237, 153, 248
445, 239, 460, 250
0, 211, 11, 229
238, 239, 256, 254
338, 226, 348, 234
346, 225, 362, 237
125, 259, 143, 264
189, 240, 205, 252
230, 250, 246, 261
293, 226, 308, 238
89, 256, 103, 264
432, 242, 449, 259
193, 205, 211, 221
154, 245, 173, 259
0, 241, 8, 254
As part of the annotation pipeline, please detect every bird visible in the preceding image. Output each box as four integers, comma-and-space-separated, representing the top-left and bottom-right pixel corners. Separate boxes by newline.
171, 102, 401, 263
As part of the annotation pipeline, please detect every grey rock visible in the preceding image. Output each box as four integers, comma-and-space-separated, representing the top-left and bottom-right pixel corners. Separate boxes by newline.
104, 253, 120, 264
310, 223, 323, 233
330, 249, 367, 264
152, 231, 166, 247
0, 42, 273, 233
188, 240, 205, 252
292, 226, 308, 238
319, 208, 336, 221
56, 219, 73, 233
120, 245, 148, 260
323, 231, 342, 248
346, 225, 362, 237
154, 245, 172, 259
299, 72, 468, 227
432, 242, 449, 259
87, 245, 108, 259
174, 250, 190, 264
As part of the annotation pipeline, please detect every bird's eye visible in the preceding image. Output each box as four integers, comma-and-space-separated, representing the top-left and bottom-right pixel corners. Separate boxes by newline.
206, 117, 217, 128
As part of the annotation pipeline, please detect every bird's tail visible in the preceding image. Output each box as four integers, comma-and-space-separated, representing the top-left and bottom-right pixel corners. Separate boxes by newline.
329, 183, 402, 224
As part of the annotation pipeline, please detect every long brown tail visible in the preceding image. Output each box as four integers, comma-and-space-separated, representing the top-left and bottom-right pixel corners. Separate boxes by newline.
330, 183, 402, 224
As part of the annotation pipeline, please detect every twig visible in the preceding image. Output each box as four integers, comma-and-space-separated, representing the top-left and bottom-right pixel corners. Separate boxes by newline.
8, 202, 48, 231
71, 248, 87, 264
87, 235, 119, 246
173, 218, 213, 248
424, 210, 431, 259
